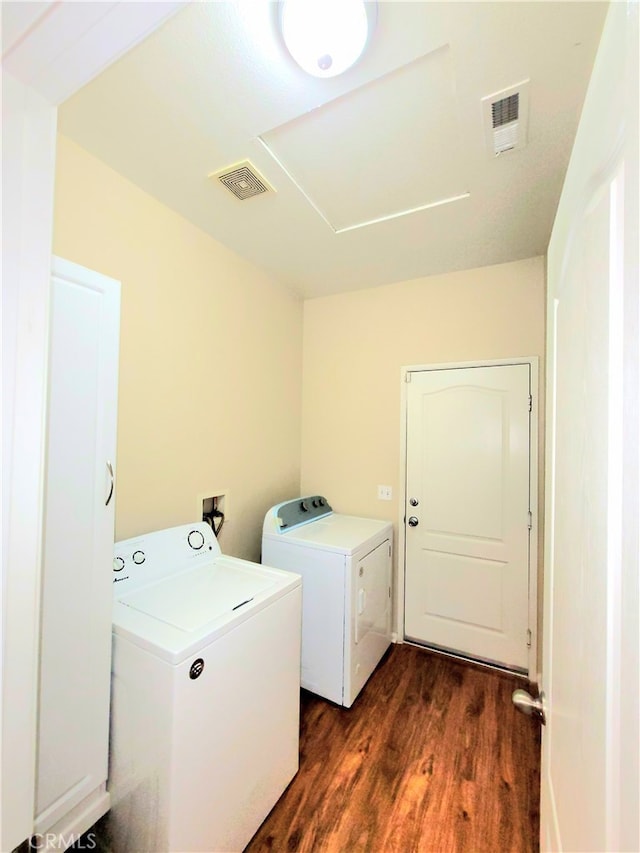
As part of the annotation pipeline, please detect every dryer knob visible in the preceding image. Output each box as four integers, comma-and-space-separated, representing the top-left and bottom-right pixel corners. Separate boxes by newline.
132, 550, 145, 565
300, 500, 309, 512
188, 529, 205, 550
113, 556, 125, 573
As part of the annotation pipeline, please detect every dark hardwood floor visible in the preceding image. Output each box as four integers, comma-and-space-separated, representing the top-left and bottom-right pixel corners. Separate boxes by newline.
70, 643, 540, 852
245, 644, 540, 853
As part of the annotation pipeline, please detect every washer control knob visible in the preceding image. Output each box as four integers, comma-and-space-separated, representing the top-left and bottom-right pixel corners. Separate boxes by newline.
113, 556, 125, 573
188, 529, 205, 550
132, 550, 145, 565
312, 499, 319, 508
300, 500, 309, 512
319, 498, 325, 506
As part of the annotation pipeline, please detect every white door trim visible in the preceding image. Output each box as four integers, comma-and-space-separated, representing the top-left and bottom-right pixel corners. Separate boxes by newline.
397, 356, 540, 680
2, 76, 57, 850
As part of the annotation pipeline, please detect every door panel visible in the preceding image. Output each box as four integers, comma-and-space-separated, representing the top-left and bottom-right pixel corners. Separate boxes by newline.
546, 177, 611, 851
419, 552, 504, 630
36, 258, 120, 831
404, 364, 531, 670
541, 2, 638, 849
422, 386, 506, 540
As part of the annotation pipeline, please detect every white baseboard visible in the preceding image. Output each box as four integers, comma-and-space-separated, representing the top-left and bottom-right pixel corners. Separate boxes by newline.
33, 788, 110, 851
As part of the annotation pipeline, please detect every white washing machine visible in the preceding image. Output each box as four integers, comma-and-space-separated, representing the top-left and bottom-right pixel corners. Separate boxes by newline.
109, 522, 301, 853
262, 497, 392, 708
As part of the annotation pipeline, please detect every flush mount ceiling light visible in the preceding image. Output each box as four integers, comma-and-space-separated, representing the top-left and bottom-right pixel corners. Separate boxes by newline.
280, 0, 376, 79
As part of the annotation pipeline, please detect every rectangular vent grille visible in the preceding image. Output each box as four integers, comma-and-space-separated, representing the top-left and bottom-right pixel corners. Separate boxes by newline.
492, 93, 519, 128
482, 80, 530, 157
209, 161, 274, 200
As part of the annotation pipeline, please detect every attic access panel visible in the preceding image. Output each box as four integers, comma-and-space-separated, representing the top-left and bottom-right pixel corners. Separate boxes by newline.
259, 45, 470, 234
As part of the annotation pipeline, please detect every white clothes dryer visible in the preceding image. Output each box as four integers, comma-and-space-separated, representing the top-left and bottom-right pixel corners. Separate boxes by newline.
109, 522, 301, 853
262, 497, 392, 708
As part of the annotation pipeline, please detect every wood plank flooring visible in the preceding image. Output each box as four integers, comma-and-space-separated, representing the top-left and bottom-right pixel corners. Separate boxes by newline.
245, 644, 540, 853
69, 643, 539, 853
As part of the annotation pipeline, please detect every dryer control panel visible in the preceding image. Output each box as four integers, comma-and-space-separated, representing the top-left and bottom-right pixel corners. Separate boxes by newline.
269, 496, 333, 532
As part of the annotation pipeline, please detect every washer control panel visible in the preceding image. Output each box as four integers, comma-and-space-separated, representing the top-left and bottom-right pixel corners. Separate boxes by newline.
274, 496, 332, 531
113, 521, 221, 595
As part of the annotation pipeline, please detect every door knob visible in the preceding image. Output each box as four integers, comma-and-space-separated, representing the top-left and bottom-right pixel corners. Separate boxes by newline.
512, 689, 546, 725
408, 516, 419, 527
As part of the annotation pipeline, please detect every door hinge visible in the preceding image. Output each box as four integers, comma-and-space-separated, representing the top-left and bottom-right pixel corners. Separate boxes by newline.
526, 628, 532, 648
405, 372, 412, 383
388, 544, 391, 557
528, 394, 533, 413
527, 510, 533, 530
388, 587, 391, 599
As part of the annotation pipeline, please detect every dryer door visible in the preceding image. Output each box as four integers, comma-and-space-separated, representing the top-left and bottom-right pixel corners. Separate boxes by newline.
355, 539, 391, 645
347, 537, 393, 706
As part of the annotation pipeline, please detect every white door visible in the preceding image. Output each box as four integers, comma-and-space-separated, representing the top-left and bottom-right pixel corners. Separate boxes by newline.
36, 257, 120, 833
404, 364, 531, 671
541, 2, 639, 851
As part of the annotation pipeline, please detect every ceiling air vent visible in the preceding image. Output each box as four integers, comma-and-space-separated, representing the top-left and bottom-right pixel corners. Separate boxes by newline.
482, 80, 530, 157
208, 160, 274, 200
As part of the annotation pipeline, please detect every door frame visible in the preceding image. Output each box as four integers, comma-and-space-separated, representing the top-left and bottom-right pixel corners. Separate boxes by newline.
397, 356, 540, 681
2, 4, 185, 849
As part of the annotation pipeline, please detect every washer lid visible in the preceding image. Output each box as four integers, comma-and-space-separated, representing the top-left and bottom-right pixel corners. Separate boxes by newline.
118, 560, 276, 632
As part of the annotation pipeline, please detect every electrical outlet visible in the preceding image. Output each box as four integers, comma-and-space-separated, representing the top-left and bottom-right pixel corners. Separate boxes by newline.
377, 485, 392, 501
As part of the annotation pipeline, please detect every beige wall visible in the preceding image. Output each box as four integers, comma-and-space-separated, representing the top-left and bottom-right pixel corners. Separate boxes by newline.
54, 135, 303, 560
53, 136, 545, 651
301, 256, 546, 639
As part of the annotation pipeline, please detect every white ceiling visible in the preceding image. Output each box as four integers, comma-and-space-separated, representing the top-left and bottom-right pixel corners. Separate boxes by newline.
58, 1, 608, 299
